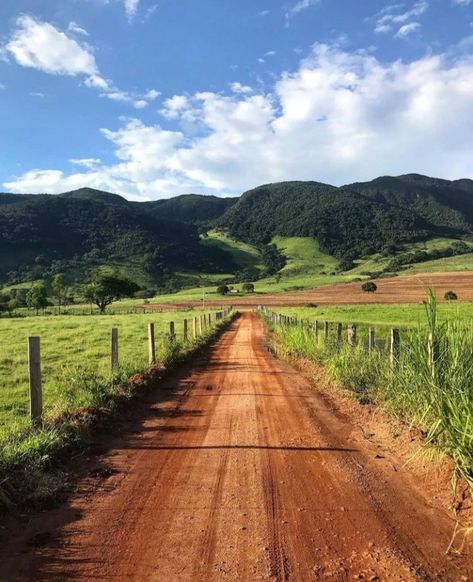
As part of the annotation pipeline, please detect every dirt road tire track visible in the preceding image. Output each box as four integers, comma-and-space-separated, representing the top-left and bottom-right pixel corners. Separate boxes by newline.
0, 312, 471, 581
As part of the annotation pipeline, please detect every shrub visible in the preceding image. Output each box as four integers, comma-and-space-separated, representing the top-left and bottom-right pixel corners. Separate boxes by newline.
241, 282, 255, 293
444, 290, 458, 301
361, 281, 377, 293
217, 284, 230, 295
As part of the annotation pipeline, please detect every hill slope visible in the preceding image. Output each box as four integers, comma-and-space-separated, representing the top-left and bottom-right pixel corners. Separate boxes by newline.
218, 176, 473, 259
140, 194, 238, 225
0, 189, 233, 286
3, 174, 473, 291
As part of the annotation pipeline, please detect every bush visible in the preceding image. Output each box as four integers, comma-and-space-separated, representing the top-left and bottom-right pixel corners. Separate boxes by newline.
217, 284, 230, 295
444, 290, 458, 301
241, 282, 255, 293
361, 281, 377, 293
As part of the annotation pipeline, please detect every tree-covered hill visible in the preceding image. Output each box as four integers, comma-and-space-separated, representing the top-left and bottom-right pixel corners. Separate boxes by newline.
3, 174, 473, 289
0, 190, 233, 286
139, 194, 238, 225
218, 176, 473, 260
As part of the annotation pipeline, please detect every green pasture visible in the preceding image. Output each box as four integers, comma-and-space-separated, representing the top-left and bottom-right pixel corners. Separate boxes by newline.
0, 310, 206, 433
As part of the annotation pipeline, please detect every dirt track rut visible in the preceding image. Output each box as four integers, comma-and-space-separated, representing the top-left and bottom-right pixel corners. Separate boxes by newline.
1, 312, 471, 581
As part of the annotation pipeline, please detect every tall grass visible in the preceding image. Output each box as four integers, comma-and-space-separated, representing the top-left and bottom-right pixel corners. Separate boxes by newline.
267, 295, 473, 486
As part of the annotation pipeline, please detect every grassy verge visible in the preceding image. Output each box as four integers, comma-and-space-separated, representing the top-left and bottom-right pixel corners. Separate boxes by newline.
0, 310, 209, 431
263, 297, 473, 487
0, 312, 238, 513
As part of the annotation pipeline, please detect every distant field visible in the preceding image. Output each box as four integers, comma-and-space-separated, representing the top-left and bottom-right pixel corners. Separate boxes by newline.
149, 272, 473, 312
0, 310, 202, 433
272, 302, 473, 329
148, 235, 473, 304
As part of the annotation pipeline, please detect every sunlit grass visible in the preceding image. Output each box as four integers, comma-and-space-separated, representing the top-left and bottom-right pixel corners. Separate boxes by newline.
0, 310, 208, 433
266, 295, 473, 485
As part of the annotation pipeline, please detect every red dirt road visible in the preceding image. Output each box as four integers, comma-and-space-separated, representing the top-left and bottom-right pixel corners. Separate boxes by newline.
1, 313, 472, 581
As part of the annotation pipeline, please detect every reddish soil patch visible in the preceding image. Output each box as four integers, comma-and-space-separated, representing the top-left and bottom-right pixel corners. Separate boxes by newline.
148, 271, 473, 310
0, 313, 471, 580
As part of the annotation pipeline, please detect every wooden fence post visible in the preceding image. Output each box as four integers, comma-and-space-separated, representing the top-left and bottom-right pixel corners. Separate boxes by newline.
148, 323, 156, 365
183, 319, 188, 342
347, 324, 357, 346
193, 317, 197, 339
390, 329, 400, 367
169, 321, 175, 341
111, 328, 119, 369
337, 323, 343, 343
368, 328, 375, 353
314, 320, 319, 339
28, 336, 42, 424
324, 321, 329, 341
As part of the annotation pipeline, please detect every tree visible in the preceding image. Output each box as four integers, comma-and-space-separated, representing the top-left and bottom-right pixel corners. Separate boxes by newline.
26, 282, 48, 314
84, 275, 140, 313
444, 290, 458, 301
241, 282, 255, 293
217, 284, 230, 296
52, 274, 66, 313
361, 281, 377, 293
339, 259, 355, 272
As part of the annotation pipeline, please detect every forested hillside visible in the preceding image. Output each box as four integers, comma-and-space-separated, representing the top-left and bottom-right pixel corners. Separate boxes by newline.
0, 189, 232, 286
140, 194, 237, 225
218, 176, 473, 260
2, 174, 473, 289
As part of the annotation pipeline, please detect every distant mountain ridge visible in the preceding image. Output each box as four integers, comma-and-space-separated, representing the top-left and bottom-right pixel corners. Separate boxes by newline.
2, 174, 473, 287
218, 175, 473, 259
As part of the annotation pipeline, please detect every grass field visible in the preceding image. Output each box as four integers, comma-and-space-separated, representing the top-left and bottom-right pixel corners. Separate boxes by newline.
0, 310, 205, 434
146, 234, 473, 304
272, 302, 473, 328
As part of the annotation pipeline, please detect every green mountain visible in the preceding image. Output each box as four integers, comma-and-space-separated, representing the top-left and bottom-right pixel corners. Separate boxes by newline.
2, 174, 473, 291
218, 176, 473, 260
140, 194, 237, 225
0, 188, 233, 288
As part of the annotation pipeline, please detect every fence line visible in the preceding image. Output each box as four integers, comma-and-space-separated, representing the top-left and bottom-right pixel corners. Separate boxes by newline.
258, 306, 402, 365
24, 307, 233, 425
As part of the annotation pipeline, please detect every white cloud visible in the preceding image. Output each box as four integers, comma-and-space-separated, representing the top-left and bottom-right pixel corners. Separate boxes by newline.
160, 95, 190, 119
2, 17, 159, 108
6, 44, 473, 199
286, 0, 320, 17
4, 16, 98, 76
145, 89, 160, 100
230, 82, 253, 94
70, 158, 102, 168
30, 91, 45, 97
258, 10, 270, 16
123, 0, 139, 19
67, 21, 89, 36
375, 1, 429, 35
454, 0, 473, 4
395, 22, 422, 37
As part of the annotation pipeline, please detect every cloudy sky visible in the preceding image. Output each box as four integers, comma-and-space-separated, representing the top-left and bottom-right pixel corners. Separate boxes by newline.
1, 0, 473, 199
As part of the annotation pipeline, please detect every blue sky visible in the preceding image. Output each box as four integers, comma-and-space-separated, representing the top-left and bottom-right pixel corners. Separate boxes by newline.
1, 0, 473, 199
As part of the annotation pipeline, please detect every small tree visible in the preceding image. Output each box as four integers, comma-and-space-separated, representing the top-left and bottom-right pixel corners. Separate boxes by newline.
26, 282, 48, 314
217, 284, 230, 296
444, 290, 458, 301
84, 275, 140, 313
241, 282, 255, 294
361, 281, 377, 293
52, 273, 66, 313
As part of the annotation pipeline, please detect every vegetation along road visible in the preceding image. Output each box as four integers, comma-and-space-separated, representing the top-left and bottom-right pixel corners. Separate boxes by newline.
1, 313, 471, 581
